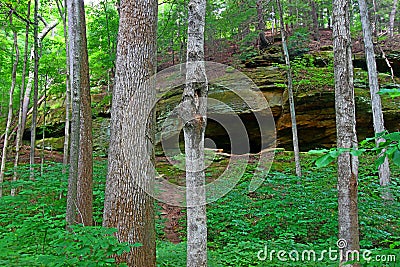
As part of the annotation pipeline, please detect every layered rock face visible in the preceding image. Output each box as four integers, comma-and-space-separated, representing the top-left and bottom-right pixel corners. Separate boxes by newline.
32, 45, 400, 154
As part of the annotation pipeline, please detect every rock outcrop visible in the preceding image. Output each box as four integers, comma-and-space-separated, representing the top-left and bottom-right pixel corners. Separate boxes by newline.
31, 45, 400, 154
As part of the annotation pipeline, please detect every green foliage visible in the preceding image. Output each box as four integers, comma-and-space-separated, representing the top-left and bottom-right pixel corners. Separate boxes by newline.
278, 53, 334, 92
310, 131, 400, 168
0, 163, 137, 266
287, 28, 310, 56
361, 131, 400, 167
1, 152, 399, 266
379, 87, 400, 98
201, 152, 400, 266
86, 0, 119, 86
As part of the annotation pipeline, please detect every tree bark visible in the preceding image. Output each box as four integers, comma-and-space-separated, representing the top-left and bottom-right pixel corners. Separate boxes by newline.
102, 0, 157, 266
332, 0, 360, 265
76, 0, 93, 226
20, 20, 58, 139
29, 0, 40, 180
358, 0, 391, 198
56, 0, 71, 176
0, 13, 19, 198
181, 0, 208, 266
277, 0, 302, 177
310, 0, 320, 41
388, 0, 398, 38
371, 0, 378, 37
65, 0, 93, 227
66, 0, 81, 227
257, 0, 269, 49
12, 2, 31, 196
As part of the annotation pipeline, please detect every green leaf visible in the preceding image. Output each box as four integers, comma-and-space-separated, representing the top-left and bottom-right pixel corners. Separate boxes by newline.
392, 149, 400, 167
315, 154, 335, 168
350, 149, 365, 157
384, 132, 400, 142
375, 155, 386, 168
308, 149, 329, 155
386, 146, 398, 156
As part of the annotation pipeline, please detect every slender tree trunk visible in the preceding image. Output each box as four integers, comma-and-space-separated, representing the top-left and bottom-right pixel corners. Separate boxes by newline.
77, 0, 93, 226
180, 1, 208, 266
40, 75, 47, 176
332, 0, 360, 265
0, 13, 19, 198
66, 0, 93, 227
271, 5, 276, 39
388, 0, 398, 38
12, 2, 31, 196
277, 0, 302, 177
66, 0, 81, 227
102, 0, 113, 93
327, 8, 331, 29
310, 0, 320, 41
29, 0, 40, 180
56, 0, 71, 177
358, 0, 391, 198
20, 20, 58, 138
257, 0, 269, 49
371, 0, 378, 37
288, 0, 294, 30
102, 0, 157, 265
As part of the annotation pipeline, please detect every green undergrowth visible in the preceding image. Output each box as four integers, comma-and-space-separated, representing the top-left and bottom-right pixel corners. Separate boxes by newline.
0, 152, 399, 266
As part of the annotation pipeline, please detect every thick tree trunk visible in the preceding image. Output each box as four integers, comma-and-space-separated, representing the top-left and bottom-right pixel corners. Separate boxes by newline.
12, 2, 31, 196
102, 0, 157, 266
358, 0, 391, 198
332, 0, 360, 265
181, 1, 208, 266
277, 0, 302, 177
0, 14, 19, 198
388, 0, 398, 38
29, 0, 40, 180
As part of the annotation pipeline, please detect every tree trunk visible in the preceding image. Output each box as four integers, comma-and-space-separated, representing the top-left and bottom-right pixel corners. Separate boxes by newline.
371, 0, 378, 37
388, 0, 398, 38
257, 0, 269, 49
12, 2, 31, 196
332, 0, 360, 265
358, 0, 391, 198
102, 0, 157, 266
310, 0, 320, 41
66, 0, 81, 227
29, 0, 40, 180
20, 20, 58, 139
77, 0, 93, 226
66, 0, 93, 227
40, 75, 47, 176
288, 0, 294, 30
277, 0, 302, 177
56, 0, 71, 176
181, 0, 208, 266
0, 13, 19, 198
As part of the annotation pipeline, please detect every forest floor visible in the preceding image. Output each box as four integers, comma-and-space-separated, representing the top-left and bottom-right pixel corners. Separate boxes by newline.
1, 151, 399, 266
